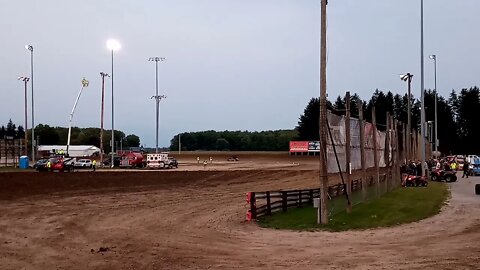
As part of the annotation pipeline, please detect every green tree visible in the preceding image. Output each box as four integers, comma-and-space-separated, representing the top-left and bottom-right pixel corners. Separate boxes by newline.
215, 138, 230, 150
457, 87, 480, 153
35, 124, 60, 145
6, 119, 16, 137
16, 126, 25, 140
296, 98, 320, 141
125, 134, 140, 147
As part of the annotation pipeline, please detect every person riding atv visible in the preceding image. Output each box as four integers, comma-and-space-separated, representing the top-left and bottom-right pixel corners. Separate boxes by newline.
430, 169, 457, 182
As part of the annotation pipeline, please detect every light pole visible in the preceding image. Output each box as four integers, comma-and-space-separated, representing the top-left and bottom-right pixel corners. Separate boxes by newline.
148, 57, 166, 153
420, 0, 427, 176
66, 78, 89, 157
25, 45, 35, 161
100, 72, 110, 166
106, 39, 121, 167
18, 76, 30, 156
151, 94, 167, 152
429, 54, 438, 154
400, 73, 413, 161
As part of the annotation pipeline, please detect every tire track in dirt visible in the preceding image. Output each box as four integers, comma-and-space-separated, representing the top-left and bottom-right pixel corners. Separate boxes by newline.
0, 165, 479, 269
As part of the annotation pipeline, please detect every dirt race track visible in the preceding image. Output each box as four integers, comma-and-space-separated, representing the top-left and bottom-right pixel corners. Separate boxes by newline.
0, 153, 479, 269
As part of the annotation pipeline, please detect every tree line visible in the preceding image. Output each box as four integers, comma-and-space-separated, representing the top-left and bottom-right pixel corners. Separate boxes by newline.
297, 87, 478, 155
171, 86, 480, 155
0, 121, 140, 153
169, 130, 298, 151
0, 119, 25, 139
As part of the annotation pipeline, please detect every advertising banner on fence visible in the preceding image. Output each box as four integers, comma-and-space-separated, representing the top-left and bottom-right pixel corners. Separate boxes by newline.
289, 141, 309, 152
308, 141, 320, 152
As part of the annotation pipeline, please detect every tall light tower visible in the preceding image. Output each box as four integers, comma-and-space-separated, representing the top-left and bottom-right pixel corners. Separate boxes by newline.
106, 39, 121, 167
100, 72, 110, 166
151, 94, 167, 152
25, 45, 35, 161
148, 57, 166, 153
18, 76, 30, 156
420, 0, 427, 175
429, 54, 438, 154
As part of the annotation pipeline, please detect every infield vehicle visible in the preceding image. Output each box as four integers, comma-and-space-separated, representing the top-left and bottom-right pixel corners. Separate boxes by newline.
119, 152, 145, 168
74, 159, 92, 168
33, 159, 49, 171
45, 157, 75, 172
146, 153, 177, 169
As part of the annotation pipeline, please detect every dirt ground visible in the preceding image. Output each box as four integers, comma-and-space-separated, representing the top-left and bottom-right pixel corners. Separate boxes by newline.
0, 152, 479, 269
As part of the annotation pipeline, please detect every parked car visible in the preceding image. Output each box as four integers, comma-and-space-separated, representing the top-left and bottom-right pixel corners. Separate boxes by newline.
103, 156, 121, 167
33, 159, 49, 171
469, 158, 480, 176
74, 159, 92, 168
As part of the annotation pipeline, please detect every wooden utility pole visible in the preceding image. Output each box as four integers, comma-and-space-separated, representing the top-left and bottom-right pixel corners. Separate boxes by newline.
358, 102, 367, 201
407, 74, 412, 161
345, 92, 352, 213
385, 112, 391, 167
402, 123, 406, 163
372, 106, 380, 197
318, 0, 329, 225
394, 119, 399, 189
385, 112, 390, 193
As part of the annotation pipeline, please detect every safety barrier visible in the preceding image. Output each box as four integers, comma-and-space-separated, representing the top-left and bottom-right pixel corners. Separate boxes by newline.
246, 174, 389, 221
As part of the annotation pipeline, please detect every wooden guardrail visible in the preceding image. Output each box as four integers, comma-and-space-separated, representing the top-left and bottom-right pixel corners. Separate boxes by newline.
246, 174, 388, 221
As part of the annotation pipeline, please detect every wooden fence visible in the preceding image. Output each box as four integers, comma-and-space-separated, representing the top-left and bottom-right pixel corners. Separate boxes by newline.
246, 174, 388, 220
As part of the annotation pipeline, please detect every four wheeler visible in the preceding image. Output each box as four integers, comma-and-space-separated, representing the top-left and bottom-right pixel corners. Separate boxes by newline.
404, 174, 428, 187
430, 169, 457, 182
227, 156, 239, 161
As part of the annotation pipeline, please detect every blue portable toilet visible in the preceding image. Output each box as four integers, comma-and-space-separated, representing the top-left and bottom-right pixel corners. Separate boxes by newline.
19, 156, 29, 169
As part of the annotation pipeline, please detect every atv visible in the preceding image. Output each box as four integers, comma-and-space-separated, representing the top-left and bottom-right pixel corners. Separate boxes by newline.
404, 175, 428, 187
430, 169, 457, 182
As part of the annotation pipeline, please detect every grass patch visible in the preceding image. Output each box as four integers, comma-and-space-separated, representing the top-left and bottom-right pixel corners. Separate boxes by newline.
258, 182, 449, 231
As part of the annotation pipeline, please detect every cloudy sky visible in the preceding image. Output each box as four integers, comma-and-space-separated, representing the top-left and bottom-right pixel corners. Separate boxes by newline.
1, 0, 479, 147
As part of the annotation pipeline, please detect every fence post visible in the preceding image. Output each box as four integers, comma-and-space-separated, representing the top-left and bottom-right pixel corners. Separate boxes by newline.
282, 191, 287, 212
309, 189, 313, 204
358, 101, 367, 202
266, 191, 271, 215
402, 123, 406, 164
298, 190, 302, 207
384, 112, 390, 195
250, 192, 257, 220
372, 106, 380, 197
345, 91, 352, 213
394, 119, 400, 188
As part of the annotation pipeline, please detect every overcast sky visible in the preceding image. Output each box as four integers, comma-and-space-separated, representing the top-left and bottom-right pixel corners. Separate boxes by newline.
1, 0, 479, 147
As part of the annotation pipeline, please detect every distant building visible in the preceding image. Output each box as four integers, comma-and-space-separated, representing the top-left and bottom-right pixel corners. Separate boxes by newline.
37, 145, 100, 158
